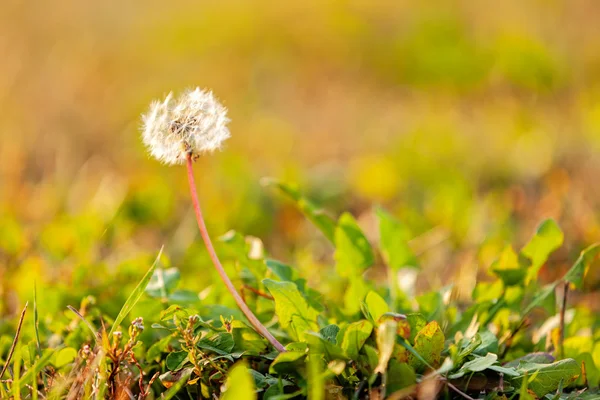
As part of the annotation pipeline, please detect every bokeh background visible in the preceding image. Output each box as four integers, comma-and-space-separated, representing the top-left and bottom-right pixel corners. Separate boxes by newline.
2, 0, 600, 322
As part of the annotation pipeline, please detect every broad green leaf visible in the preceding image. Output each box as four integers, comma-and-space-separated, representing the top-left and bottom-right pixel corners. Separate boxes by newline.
263, 179, 336, 243
406, 313, 427, 343
491, 245, 527, 286
505, 353, 556, 368
341, 320, 373, 360
409, 321, 445, 371
473, 330, 499, 356
488, 365, 520, 377
334, 213, 375, 278
564, 244, 600, 290
166, 351, 188, 371
344, 277, 370, 315
376, 208, 418, 270
52, 347, 77, 369
522, 219, 564, 281
265, 259, 294, 282
306, 332, 348, 361
515, 359, 581, 397
269, 351, 306, 375
222, 362, 256, 400
318, 325, 340, 344
197, 332, 235, 355
387, 360, 417, 394
450, 353, 498, 379
263, 279, 319, 341
362, 290, 389, 323
231, 320, 268, 355
110, 248, 161, 335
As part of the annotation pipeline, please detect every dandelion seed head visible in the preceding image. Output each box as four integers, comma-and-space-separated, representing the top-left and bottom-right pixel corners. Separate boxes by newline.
141, 87, 230, 165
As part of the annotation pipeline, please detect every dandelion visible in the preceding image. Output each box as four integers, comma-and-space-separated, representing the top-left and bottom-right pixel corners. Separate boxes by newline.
140, 88, 285, 353
141, 88, 231, 165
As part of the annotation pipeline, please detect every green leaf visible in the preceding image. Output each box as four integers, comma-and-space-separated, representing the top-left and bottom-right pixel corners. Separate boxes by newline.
263, 179, 336, 243
488, 365, 520, 377
109, 248, 161, 335
491, 245, 527, 286
505, 353, 556, 368
265, 259, 295, 282
564, 244, 600, 290
387, 360, 417, 394
306, 333, 348, 361
318, 325, 340, 344
52, 347, 78, 369
409, 321, 445, 371
344, 277, 370, 315
166, 351, 188, 371
514, 359, 581, 397
222, 362, 257, 400
406, 313, 427, 343
376, 208, 418, 270
341, 320, 373, 360
197, 332, 235, 355
522, 219, 564, 280
269, 351, 307, 375
450, 353, 498, 379
263, 279, 319, 341
334, 213, 375, 278
362, 290, 390, 323
473, 330, 499, 356
231, 320, 268, 355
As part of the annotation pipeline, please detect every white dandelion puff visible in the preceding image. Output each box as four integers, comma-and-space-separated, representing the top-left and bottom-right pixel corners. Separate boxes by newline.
141, 87, 230, 165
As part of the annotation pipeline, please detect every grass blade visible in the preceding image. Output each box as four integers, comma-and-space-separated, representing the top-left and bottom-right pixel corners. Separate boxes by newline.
0, 302, 28, 380
109, 247, 163, 336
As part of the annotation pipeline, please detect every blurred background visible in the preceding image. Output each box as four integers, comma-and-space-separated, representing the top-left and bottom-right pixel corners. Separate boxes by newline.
1, 0, 600, 321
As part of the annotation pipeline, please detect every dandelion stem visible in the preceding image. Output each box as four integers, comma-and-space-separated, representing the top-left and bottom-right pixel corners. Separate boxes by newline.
185, 154, 286, 352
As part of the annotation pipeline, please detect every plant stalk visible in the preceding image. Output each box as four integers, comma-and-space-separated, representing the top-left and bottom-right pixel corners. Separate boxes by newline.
559, 281, 569, 359
185, 154, 286, 352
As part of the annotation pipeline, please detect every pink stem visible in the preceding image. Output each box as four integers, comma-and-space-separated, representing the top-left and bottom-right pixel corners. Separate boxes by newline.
185, 155, 286, 352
